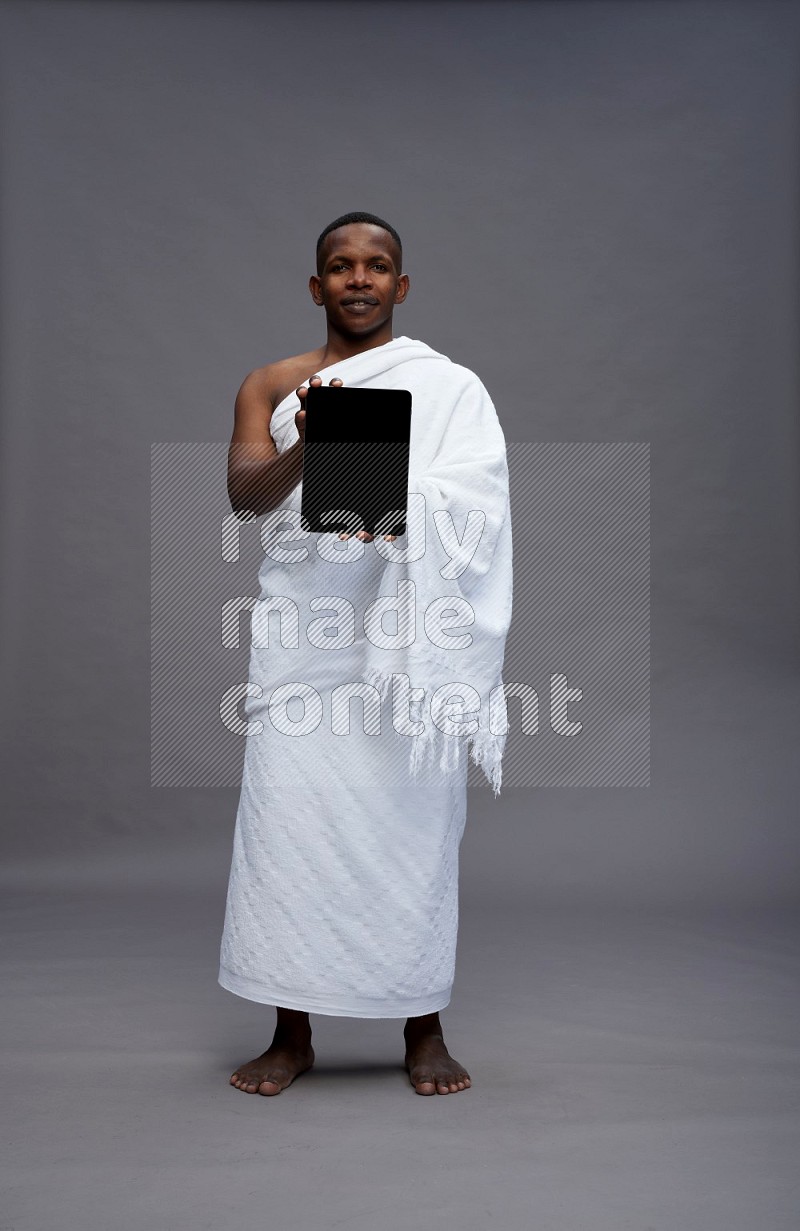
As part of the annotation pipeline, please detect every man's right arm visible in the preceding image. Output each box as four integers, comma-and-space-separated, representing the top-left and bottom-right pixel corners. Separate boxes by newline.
227, 368, 304, 518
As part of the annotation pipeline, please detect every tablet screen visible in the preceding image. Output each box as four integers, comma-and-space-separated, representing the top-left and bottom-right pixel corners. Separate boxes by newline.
300, 385, 412, 535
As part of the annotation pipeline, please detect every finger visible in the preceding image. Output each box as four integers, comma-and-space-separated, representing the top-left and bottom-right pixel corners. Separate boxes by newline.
330, 377, 343, 386
338, 532, 350, 540
296, 375, 321, 400
383, 535, 397, 541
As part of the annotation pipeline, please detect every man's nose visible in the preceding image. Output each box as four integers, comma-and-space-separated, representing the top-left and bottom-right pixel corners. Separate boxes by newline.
348, 266, 372, 285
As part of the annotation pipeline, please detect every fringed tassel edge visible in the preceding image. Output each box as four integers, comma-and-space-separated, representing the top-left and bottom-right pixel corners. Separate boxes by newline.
362, 667, 505, 798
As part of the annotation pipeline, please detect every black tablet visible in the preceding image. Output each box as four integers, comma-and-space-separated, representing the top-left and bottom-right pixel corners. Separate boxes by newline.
299, 385, 412, 536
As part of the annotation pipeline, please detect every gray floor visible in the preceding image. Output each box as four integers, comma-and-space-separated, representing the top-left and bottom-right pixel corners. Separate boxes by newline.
3, 843, 799, 1231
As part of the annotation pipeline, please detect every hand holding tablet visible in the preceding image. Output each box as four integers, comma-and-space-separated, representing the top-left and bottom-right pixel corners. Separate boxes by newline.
297, 375, 412, 542
294, 373, 340, 446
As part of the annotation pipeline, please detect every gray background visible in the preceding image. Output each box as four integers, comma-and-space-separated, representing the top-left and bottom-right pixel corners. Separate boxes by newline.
1, 2, 799, 1229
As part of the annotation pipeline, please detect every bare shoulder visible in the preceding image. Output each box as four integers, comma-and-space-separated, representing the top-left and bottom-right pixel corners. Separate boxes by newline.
253, 347, 327, 413
231, 347, 325, 443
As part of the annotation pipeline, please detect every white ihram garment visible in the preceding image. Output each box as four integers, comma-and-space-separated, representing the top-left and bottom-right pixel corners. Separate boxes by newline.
219, 335, 512, 1017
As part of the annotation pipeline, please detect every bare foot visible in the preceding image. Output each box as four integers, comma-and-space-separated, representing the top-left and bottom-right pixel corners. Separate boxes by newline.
404, 1026, 472, 1096
230, 1040, 314, 1096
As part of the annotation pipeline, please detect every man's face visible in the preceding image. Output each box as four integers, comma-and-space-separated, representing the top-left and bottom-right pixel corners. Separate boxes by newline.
310, 223, 409, 333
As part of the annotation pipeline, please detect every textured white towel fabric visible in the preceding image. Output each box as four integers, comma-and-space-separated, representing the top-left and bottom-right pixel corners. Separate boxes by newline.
218, 335, 513, 1017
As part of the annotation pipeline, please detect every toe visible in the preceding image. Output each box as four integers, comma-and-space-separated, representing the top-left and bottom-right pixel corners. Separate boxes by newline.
258, 1075, 283, 1095
411, 1071, 436, 1095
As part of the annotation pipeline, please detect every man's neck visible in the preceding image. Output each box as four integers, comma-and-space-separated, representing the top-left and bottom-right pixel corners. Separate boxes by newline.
318, 323, 396, 367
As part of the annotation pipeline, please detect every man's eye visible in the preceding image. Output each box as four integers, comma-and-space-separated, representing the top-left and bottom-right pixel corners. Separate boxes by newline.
373, 263, 387, 271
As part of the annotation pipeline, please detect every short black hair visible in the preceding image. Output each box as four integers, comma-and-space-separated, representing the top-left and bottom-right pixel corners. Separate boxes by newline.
316, 211, 402, 276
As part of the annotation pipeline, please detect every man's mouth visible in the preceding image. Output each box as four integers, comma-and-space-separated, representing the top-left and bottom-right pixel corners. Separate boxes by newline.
342, 297, 378, 309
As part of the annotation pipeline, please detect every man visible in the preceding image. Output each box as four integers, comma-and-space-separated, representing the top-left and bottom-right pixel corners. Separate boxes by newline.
220, 211, 512, 1096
